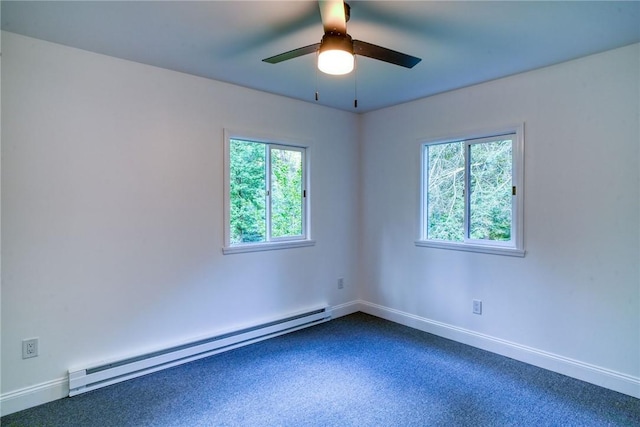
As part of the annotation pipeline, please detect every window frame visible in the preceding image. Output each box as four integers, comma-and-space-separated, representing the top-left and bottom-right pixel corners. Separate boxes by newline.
415, 124, 525, 257
223, 130, 314, 254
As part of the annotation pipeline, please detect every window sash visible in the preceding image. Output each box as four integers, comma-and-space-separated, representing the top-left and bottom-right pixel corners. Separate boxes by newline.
268, 144, 306, 242
465, 136, 514, 246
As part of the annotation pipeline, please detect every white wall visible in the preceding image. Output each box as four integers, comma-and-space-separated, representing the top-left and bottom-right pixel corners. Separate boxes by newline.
359, 43, 639, 395
1, 32, 360, 412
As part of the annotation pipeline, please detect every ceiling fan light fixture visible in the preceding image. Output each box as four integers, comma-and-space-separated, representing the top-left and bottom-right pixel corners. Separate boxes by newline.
318, 49, 354, 75
318, 33, 354, 75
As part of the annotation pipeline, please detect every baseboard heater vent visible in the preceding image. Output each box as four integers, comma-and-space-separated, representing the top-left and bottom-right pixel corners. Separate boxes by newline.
69, 306, 331, 397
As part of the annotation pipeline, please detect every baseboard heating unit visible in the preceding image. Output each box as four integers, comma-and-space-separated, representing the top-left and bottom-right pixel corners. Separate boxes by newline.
69, 306, 331, 396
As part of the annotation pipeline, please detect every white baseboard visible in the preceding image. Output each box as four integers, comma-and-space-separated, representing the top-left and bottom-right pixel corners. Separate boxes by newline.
3, 300, 637, 416
1, 377, 68, 417
330, 300, 362, 319
356, 300, 640, 399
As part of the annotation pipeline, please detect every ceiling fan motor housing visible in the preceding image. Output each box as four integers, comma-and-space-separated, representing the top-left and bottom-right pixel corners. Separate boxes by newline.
320, 32, 354, 55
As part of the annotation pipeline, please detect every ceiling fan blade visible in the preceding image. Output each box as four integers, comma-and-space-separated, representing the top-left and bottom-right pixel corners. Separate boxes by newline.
319, 0, 347, 34
262, 43, 321, 64
353, 40, 421, 68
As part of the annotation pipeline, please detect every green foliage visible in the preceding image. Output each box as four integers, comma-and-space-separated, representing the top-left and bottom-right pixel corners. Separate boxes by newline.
426, 138, 512, 242
229, 140, 304, 245
427, 142, 465, 241
271, 148, 303, 238
469, 140, 512, 241
229, 140, 266, 244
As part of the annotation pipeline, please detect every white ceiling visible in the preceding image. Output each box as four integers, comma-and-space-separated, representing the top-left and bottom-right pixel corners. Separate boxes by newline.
2, 1, 639, 113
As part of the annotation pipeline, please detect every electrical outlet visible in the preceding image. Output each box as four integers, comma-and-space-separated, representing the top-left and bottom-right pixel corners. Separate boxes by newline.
337, 277, 344, 289
23, 338, 39, 359
473, 300, 482, 315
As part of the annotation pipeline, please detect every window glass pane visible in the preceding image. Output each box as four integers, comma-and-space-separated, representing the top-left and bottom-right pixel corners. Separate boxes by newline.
229, 139, 266, 244
271, 148, 303, 238
427, 142, 465, 241
469, 139, 512, 241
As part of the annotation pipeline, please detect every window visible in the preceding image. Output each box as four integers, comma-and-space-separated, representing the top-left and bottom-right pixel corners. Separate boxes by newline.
223, 131, 313, 254
416, 125, 524, 256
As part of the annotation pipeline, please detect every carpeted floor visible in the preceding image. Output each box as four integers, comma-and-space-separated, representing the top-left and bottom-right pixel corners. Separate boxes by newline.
2, 312, 639, 426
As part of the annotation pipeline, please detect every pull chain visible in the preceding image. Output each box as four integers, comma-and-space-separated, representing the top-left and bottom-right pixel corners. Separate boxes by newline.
353, 55, 358, 109
315, 51, 319, 101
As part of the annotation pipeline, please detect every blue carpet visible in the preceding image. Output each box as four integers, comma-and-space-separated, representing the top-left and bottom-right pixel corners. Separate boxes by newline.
2, 313, 639, 426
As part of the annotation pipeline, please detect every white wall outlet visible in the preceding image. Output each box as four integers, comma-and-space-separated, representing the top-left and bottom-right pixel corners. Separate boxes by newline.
22, 338, 39, 359
337, 277, 344, 289
473, 300, 482, 315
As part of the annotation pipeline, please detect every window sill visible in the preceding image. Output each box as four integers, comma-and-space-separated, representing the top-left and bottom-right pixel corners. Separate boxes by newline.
415, 240, 525, 257
223, 239, 316, 255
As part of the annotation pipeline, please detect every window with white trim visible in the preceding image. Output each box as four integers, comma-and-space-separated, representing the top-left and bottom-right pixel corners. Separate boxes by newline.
416, 126, 524, 256
223, 132, 313, 254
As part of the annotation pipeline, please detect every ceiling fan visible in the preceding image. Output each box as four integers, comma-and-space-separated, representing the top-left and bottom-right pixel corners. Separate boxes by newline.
262, 0, 421, 76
